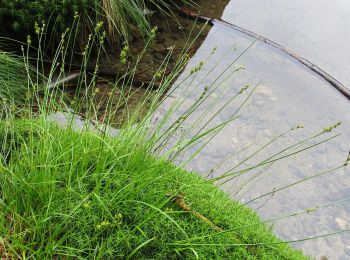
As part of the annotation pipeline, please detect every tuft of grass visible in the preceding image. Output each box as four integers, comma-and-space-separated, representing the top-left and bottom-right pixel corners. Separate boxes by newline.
100, 0, 194, 41
0, 118, 307, 259
0, 0, 193, 46
0, 14, 344, 259
0, 52, 33, 104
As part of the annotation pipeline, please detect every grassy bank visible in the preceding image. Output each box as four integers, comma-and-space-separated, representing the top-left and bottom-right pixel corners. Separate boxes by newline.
0, 118, 307, 259
1, 1, 343, 258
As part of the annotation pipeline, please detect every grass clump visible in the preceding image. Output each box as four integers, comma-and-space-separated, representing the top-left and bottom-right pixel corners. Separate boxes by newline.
0, 0, 192, 45
0, 118, 307, 259
0, 10, 334, 258
0, 52, 34, 104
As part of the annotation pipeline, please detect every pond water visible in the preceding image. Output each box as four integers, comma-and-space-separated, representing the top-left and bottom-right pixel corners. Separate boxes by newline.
223, 0, 350, 87
161, 1, 350, 258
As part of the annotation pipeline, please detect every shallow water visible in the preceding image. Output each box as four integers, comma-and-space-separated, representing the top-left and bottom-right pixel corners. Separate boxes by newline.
223, 0, 350, 88
161, 1, 350, 259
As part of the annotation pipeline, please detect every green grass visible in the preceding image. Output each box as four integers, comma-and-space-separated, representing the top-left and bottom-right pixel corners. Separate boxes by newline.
0, 52, 34, 104
0, 118, 307, 259
0, 0, 193, 45
0, 15, 344, 258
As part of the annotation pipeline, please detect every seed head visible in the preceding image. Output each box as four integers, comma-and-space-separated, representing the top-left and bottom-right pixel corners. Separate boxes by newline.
150, 26, 158, 38
344, 151, 350, 167
322, 122, 341, 133
34, 22, 40, 35
190, 61, 204, 74
291, 125, 304, 131
306, 205, 319, 213
95, 21, 104, 32
120, 45, 129, 64
26, 35, 32, 46
238, 84, 250, 94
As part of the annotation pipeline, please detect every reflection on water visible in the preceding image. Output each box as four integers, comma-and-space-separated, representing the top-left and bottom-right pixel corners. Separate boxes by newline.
161, 3, 350, 258
223, 0, 350, 88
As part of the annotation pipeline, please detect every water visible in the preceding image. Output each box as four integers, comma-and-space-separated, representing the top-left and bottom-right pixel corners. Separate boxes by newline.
161, 1, 350, 258
223, 0, 350, 88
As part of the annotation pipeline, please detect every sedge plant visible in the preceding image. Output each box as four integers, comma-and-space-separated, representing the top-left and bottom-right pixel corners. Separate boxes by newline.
0, 17, 348, 259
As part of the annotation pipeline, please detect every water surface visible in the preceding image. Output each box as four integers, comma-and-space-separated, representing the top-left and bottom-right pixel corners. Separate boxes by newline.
161, 1, 350, 258
223, 0, 350, 87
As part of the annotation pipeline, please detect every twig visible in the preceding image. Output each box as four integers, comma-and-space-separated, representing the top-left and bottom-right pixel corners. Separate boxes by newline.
170, 193, 223, 232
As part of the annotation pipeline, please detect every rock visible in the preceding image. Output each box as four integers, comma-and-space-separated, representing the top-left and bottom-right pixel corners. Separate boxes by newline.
335, 217, 348, 230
